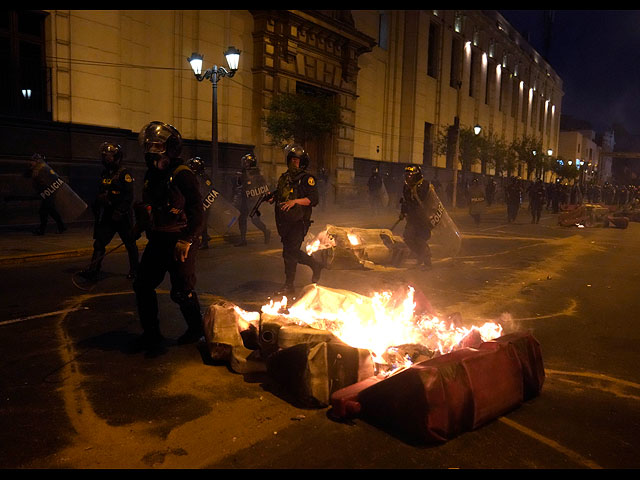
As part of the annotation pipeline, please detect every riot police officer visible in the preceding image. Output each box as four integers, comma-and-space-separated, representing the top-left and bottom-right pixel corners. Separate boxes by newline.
25, 153, 66, 236
269, 144, 323, 297
399, 164, 432, 269
505, 176, 523, 222
132, 121, 205, 349
79, 142, 138, 281
232, 153, 271, 246
529, 178, 546, 224
186, 157, 214, 249
367, 166, 385, 214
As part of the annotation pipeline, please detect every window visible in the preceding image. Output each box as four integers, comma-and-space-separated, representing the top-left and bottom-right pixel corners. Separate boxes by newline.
0, 10, 49, 118
378, 11, 389, 50
450, 37, 462, 88
423, 122, 434, 166
469, 49, 477, 97
511, 77, 519, 118
454, 13, 463, 33
427, 22, 440, 78
486, 60, 493, 105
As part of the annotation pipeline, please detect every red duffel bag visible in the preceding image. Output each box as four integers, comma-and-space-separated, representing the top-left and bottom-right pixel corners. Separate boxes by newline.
480, 332, 544, 400
462, 341, 524, 429
357, 348, 480, 443
357, 341, 526, 442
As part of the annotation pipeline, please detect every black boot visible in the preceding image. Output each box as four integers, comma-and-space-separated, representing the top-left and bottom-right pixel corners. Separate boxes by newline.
311, 261, 323, 283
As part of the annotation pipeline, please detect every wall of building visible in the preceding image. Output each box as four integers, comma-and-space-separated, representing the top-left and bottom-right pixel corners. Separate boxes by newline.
2, 9, 565, 224
351, 10, 564, 181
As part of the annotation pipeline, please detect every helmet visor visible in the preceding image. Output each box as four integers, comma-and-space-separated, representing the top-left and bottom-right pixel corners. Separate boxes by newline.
139, 122, 179, 154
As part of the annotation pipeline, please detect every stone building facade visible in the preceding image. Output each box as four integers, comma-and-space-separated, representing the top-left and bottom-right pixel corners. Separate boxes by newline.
0, 10, 563, 222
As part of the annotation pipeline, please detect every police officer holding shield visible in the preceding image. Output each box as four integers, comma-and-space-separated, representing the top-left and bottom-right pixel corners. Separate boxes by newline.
186, 157, 214, 249
269, 144, 323, 297
399, 164, 433, 269
232, 153, 271, 247
132, 121, 204, 349
25, 154, 66, 236
79, 142, 139, 281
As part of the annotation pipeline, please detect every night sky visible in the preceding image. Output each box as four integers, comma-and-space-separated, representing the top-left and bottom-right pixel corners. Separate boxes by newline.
499, 10, 640, 136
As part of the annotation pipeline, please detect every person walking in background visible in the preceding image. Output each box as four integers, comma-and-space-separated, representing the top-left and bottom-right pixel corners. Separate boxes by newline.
468, 177, 486, 226
24, 153, 66, 236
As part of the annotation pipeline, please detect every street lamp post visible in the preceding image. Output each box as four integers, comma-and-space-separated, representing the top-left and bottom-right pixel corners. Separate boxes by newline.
187, 47, 241, 182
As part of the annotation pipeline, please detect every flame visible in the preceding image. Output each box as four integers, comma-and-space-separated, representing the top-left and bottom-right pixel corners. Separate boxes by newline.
347, 233, 360, 246
305, 230, 336, 255
261, 285, 503, 373
233, 305, 260, 330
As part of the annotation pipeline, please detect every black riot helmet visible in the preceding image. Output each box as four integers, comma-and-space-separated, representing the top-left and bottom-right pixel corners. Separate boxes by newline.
100, 142, 123, 170
241, 153, 257, 170
187, 157, 205, 176
284, 143, 309, 170
404, 164, 423, 187
138, 121, 182, 158
30, 153, 45, 163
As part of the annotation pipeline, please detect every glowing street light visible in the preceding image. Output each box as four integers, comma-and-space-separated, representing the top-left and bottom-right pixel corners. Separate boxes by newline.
187, 46, 241, 181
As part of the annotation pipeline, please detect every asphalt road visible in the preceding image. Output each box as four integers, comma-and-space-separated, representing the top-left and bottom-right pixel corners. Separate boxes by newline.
1, 206, 639, 469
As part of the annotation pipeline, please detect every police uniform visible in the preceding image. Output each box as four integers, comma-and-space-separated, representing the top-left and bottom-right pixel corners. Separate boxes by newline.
26, 156, 66, 235
132, 121, 204, 347
233, 165, 271, 246
400, 175, 433, 268
274, 158, 322, 295
83, 164, 139, 279
529, 180, 545, 224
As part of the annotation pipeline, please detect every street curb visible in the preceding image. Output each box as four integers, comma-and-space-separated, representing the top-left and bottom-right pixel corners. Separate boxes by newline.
0, 231, 265, 266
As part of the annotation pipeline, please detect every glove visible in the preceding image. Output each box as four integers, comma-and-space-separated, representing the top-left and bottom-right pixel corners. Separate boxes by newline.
174, 239, 192, 263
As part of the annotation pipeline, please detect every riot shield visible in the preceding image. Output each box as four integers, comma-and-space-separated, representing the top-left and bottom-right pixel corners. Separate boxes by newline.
205, 191, 240, 236
33, 160, 88, 222
242, 168, 271, 212
422, 185, 462, 258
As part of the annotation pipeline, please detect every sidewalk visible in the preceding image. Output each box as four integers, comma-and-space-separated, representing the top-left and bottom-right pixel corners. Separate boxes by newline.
0, 204, 502, 266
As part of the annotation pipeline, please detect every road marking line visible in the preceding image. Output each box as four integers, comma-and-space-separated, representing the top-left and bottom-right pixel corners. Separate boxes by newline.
499, 417, 603, 469
1, 307, 89, 326
546, 369, 640, 390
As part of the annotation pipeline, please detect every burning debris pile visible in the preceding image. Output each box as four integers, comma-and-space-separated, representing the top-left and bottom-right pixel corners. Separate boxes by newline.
558, 204, 629, 229
303, 225, 409, 269
202, 284, 544, 443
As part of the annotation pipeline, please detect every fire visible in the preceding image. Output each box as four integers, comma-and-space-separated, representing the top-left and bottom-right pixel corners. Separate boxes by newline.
347, 233, 360, 246
305, 230, 336, 255
261, 285, 503, 372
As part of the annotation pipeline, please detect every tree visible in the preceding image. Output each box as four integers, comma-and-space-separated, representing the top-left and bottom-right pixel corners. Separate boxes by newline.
510, 135, 542, 179
435, 123, 483, 174
478, 131, 510, 176
263, 92, 341, 148
551, 157, 579, 180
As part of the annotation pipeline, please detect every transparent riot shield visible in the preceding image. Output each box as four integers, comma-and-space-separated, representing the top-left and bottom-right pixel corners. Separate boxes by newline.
205, 190, 241, 236
423, 184, 462, 258
242, 168, 271, 213
34, 160, 88, 222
